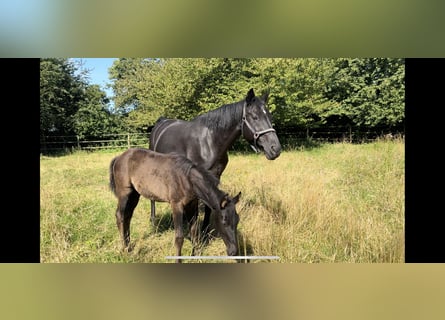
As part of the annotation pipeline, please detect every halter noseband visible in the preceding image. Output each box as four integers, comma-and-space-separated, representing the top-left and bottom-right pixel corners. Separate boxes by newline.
241, 102, 276, 153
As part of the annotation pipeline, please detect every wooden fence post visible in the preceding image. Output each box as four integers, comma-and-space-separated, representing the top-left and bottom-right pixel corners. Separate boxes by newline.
127, 133, 130, 149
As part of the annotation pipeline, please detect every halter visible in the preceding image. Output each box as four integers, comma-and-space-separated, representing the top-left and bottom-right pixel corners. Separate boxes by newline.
241, 102, 276, 153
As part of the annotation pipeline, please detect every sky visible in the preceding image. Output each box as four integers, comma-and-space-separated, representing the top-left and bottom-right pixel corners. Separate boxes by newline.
72, 58, 117, 100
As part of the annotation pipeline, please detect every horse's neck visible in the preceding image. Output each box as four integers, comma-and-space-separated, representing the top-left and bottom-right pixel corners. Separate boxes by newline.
200, 185, 224, 212
206, 104, 243, 157
190, 168, 224, 211
214, 123, 241, 154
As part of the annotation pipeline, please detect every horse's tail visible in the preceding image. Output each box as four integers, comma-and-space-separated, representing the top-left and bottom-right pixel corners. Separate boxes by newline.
148, 117, 167, 149
155, 116, 168, 124
109, 157, 117, 195
147, 117, 166, 136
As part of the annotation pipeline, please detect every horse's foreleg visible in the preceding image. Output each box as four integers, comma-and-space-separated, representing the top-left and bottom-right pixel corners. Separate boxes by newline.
171, 203, 184, 263
201, 204, 212, 243
184, 199, 199, 256
190, 216, 199, 256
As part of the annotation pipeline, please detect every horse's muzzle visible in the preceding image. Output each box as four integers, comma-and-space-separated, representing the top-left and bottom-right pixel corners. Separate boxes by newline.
227, 244, 238, 256
258, 132, 282, 160
264, 143, 282, 160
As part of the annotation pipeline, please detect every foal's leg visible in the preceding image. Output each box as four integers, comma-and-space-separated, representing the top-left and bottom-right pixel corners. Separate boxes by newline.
116, 190, 140, 251
171, 203, 184, 263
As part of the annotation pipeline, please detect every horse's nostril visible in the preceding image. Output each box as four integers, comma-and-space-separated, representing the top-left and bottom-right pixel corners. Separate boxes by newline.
228, 246, 237, 256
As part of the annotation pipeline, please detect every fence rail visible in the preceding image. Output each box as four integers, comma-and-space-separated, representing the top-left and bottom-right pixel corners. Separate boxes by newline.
40, 126, 405, 154
40, 133, 149, 153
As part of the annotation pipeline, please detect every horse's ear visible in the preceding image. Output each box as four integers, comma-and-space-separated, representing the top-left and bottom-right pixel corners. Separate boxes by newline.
246, 88, 255, 104
233, 191, 241, 204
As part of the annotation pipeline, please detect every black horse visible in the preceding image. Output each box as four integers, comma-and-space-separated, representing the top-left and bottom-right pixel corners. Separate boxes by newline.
149, 88, 281, 235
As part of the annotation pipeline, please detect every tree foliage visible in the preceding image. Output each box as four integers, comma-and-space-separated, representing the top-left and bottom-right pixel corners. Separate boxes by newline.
324, 58, 405, 127
40, 58, 86, 136
40, 58, 123, 138
41, 58, 405, 140
109, 58, 405, 131
73, 84, 123, 139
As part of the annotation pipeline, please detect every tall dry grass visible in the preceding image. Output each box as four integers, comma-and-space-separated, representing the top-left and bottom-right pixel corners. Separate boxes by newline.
40, 138, 404, 263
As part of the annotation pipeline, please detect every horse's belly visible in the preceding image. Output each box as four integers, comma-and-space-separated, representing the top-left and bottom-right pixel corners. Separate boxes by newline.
132, 179, 169, 203
140, 190, 165, 203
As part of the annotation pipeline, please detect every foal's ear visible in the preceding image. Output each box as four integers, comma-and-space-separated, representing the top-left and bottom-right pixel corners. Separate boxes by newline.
233, 191, 241, 204
246, 88, 255, 104
220, 195, 229, 209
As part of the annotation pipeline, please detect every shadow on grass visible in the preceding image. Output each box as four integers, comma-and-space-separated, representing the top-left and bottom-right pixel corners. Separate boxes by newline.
139, 207, 257, 263
151, 211, 174, 233
236, 231, 255, 263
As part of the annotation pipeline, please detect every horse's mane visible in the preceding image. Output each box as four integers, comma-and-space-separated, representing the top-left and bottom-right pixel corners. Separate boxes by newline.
194, 100, 244, 131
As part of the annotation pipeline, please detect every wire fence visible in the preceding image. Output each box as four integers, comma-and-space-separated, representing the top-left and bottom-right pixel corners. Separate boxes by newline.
40, 126, 405, 155
40, 133, 148, 154
275, 125, 404, 145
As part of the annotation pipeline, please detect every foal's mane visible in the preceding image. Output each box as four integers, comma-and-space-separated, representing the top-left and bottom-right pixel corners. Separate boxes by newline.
169, 153, 195, 176
170, 153, 220, 189
170, 152, 224, 209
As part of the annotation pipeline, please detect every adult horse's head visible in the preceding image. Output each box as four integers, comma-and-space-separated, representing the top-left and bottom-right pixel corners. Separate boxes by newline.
216, 192, 241, 256
241, 88, 282, 160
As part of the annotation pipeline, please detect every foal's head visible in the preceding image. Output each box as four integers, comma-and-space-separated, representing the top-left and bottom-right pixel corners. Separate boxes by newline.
215, 192, 241, 256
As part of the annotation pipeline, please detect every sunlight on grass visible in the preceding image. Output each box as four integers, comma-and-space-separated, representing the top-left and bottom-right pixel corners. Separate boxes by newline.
40, 140, 404, 263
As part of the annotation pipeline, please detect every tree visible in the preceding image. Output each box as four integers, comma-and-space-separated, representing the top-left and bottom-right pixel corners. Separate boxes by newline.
40, 58, 86, 136
109, 58, 405, 132
110, 58, 270, 130
323, 58, 405, 127
249, 58, 333, 127
73, 84, 124, 138
41, 58, 124, 140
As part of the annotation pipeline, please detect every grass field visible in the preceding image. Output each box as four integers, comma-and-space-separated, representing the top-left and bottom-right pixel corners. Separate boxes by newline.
40, 138, 404, 263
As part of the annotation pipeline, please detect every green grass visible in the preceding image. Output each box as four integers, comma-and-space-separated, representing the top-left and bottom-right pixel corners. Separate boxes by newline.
40, 138, 404, 263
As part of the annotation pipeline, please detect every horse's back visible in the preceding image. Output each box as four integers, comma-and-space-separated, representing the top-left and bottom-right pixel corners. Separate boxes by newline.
150, 118, 187, 151
113, 148, 194, 203
109, 148, 139, 197
149, 117, 221, 172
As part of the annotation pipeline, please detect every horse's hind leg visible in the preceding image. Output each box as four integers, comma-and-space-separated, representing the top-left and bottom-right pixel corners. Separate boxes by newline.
116, 190, 140, 251
171, 203, 184, 263
150, 200, 156, 225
